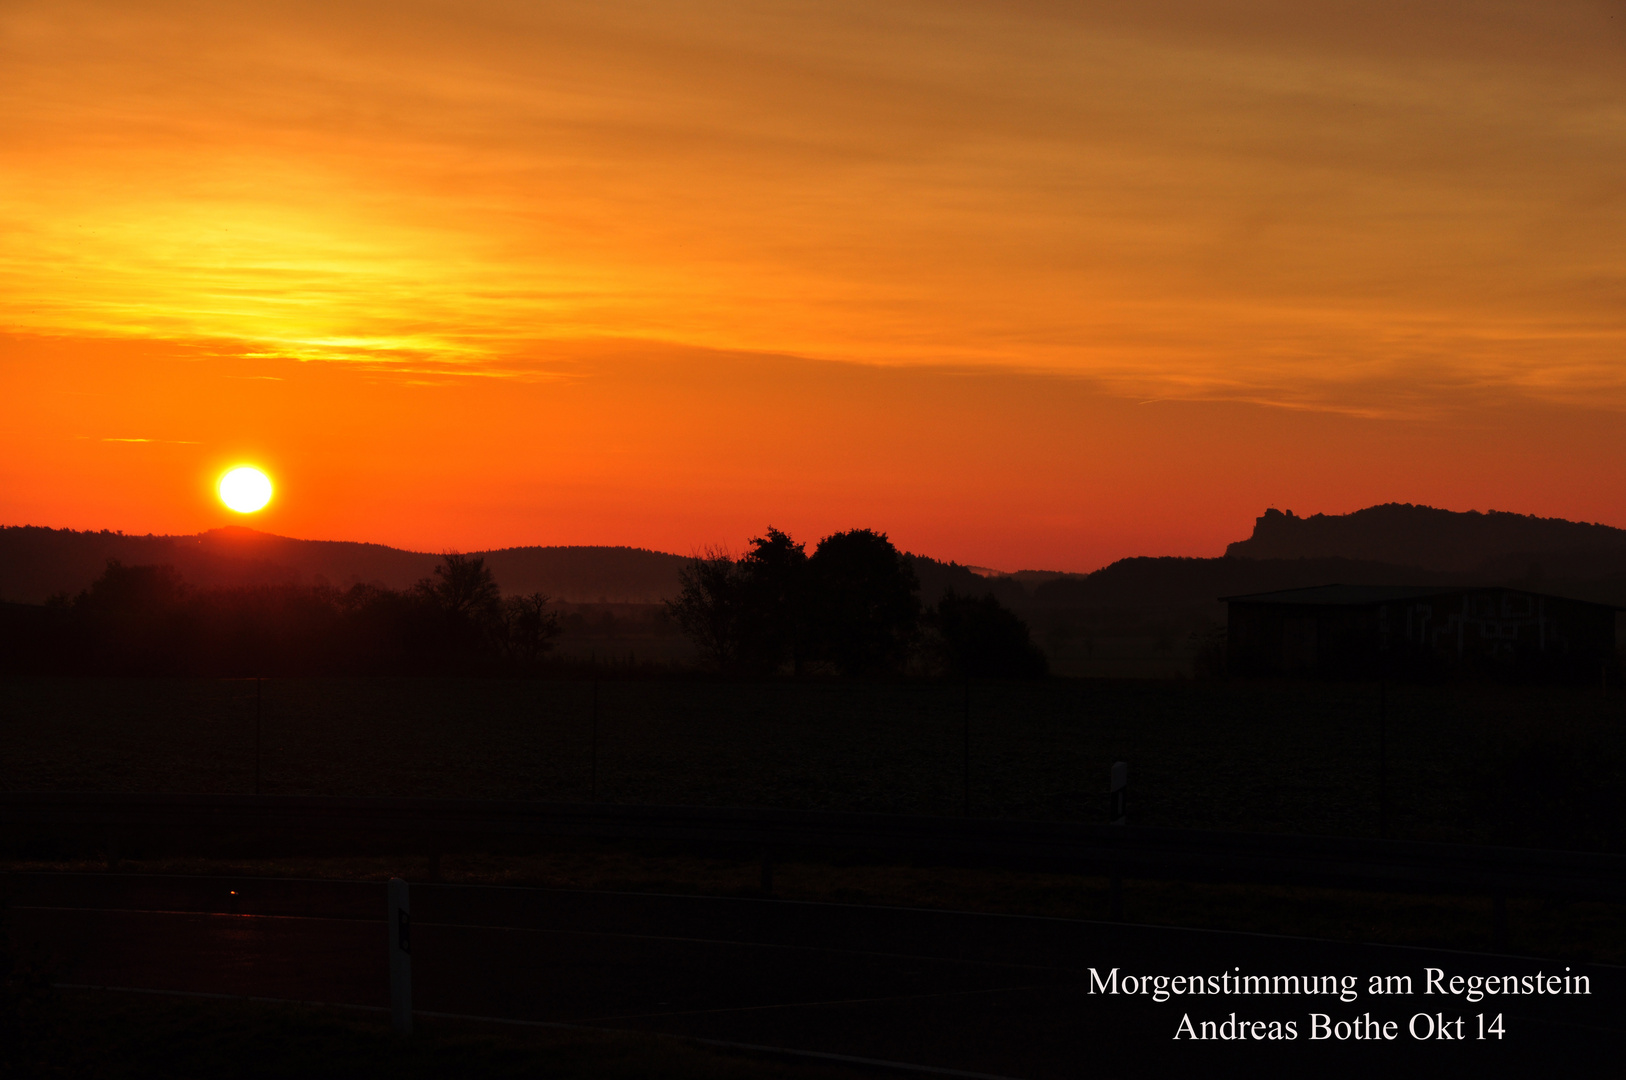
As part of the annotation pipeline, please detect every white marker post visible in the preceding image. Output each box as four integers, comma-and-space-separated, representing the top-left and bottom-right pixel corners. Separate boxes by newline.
388, 877, 411, 1035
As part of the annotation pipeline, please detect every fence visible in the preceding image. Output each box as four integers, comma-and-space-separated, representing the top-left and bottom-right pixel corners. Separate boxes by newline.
6, 791, 1623, 918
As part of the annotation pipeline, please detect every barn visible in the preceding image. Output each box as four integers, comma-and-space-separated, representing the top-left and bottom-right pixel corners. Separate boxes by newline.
1223, 584, 1619, 680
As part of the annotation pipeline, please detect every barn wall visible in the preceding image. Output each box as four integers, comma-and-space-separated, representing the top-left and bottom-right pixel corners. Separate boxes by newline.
1227, 589, 1616, 681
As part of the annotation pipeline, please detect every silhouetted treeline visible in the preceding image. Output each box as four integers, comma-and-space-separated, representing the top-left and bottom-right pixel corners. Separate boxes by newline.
0, 555, 558, 677
668, 528, 1047, 678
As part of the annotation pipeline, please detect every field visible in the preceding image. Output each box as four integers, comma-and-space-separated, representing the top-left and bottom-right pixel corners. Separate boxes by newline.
3, 675, 1622, 851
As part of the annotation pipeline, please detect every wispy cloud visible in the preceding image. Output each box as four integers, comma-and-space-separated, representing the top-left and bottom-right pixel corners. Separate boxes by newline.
2, 0, 1622, 411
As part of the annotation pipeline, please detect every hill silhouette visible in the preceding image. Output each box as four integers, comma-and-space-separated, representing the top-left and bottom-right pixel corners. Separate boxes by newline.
0, 526, 691, 605
1016, 504, 1626, 616
7, 505, 1625, 678
1026, 554, 1464, 611
1226, 503, 1626, 580
12, 505, 1626, 611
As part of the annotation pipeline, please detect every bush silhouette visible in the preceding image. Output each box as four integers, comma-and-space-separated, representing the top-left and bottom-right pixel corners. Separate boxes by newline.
928, 590, 1048, 679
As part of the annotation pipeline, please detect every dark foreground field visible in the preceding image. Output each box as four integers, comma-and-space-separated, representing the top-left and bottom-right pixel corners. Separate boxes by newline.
8, 875, 1616, 1078
4, 988, 871, 1080
3, 676, 1622, 850
4, 675, 1623, 1075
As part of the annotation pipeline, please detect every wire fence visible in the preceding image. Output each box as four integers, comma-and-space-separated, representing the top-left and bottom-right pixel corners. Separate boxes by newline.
1, 675, 1622, 850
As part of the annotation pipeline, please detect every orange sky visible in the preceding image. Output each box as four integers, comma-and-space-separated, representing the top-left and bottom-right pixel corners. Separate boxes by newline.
4, 2, 1625, 570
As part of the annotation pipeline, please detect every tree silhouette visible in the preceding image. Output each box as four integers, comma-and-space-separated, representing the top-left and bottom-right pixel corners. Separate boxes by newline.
4, 554, 569, 677
736, 527, 810, 674
416, 552, 502, 622
76, 560, 187, 616
414, 552, 506, 664
668, 528, 931, 676
666, 549, 741, 671
496, 591, 561, 668
929, 590, 1048, 678
807, 529, 920, 676
70, 560, 194, 673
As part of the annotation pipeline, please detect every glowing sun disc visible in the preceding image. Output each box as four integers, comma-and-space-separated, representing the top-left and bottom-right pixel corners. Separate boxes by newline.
219, 466, 273, 513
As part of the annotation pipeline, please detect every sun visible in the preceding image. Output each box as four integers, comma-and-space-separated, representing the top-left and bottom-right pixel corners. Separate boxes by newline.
219, 466, 273, 513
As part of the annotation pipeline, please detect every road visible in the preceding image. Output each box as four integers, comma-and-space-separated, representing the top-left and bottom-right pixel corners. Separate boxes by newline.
6, 873, 1618, 1076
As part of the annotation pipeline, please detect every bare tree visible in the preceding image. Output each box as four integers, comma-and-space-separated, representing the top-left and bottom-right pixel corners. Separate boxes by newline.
666, 548, 740, 671
497, 592, 561, 667
416, 552, 502, 623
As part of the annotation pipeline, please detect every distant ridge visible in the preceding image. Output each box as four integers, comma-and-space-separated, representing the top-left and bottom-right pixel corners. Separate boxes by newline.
1226, 503, 1626, 579
479, 545, 689, 603
1026, 554, 1463, 611
10, 503, 1626, 616
0, 525, 690, 605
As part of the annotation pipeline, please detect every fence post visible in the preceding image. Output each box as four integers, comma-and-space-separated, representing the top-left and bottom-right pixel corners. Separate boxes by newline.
1378, 680, 1388, 838
254, 677, 262, 796
1108, 761, 1127, 919
962, 679, 971, 817
388, 877, 411, 1035
1108, 761, 1128, 826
